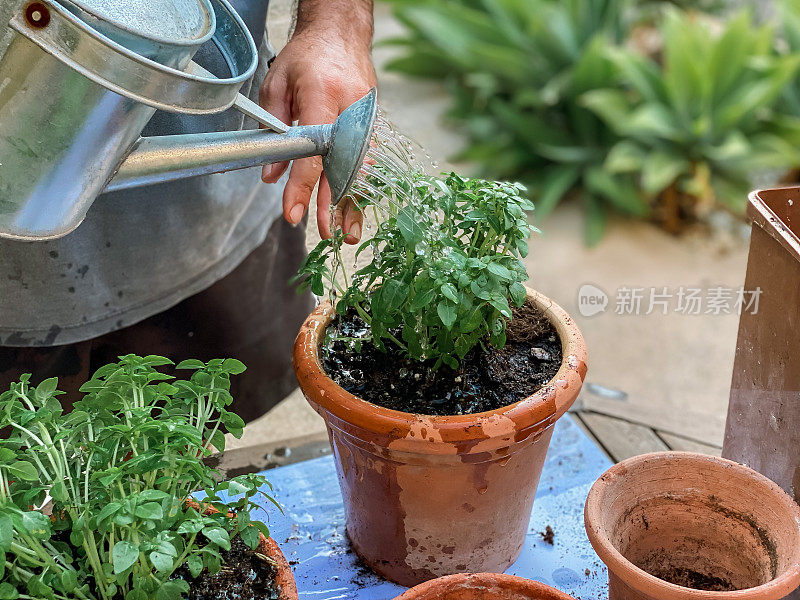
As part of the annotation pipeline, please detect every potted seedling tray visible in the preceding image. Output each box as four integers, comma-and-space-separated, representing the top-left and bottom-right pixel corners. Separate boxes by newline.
0, 355, 298, 600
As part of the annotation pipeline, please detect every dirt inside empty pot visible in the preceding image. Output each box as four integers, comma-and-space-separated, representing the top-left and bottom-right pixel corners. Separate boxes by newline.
585, 452, 800, 600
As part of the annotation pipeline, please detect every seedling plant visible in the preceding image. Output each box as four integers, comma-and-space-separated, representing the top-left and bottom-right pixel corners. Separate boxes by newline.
0, 355, 275, 600
295, 170, 537, 369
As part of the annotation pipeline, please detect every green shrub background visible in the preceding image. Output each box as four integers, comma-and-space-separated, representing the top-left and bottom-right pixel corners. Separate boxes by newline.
381, 0, 800, 243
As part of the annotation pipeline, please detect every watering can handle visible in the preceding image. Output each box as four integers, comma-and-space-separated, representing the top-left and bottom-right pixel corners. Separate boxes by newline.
10, 0, 290, 132
187, 61, 290, 133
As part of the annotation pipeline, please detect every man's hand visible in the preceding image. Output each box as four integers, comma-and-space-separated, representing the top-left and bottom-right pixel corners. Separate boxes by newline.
260, 0, 376, 244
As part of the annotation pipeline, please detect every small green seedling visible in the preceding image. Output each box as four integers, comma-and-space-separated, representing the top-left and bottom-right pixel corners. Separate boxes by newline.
0, 355, 275, 600
294, 171, 537, 369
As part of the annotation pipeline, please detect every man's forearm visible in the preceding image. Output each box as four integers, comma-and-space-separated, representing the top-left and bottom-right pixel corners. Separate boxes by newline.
294, 0, 374, 50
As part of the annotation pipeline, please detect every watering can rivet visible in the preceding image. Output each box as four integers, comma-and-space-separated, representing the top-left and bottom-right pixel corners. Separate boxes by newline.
24, 2, 50, 29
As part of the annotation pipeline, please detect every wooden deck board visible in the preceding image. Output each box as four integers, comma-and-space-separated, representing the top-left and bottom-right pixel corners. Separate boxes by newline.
578, 412, 668, 462
206, 432, 332, 478
657, 432, 721, 456
579, 394, 725, 449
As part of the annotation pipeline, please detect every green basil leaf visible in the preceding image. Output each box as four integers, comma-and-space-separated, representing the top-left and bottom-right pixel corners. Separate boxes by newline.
222, 358, 247, 375
202, 527, 231, 550
227, 480, 249, 496
437, 302, 457, 330
177, 520, 203, 535
397, 206, 425, 246
134, 502, 163, 520
441, 283, 459, 303
0, 517, 12, 550
187, 555, 203, 578
112, 541, 140, 574
0, 582, 19, 600
240, 524, 260, 550
50, 481, 69, 502
21, 511, 50, 539
6, 461, 38, 481
60, 570, 78, 592
155, 580, 189, 600
150, 551, 174, 573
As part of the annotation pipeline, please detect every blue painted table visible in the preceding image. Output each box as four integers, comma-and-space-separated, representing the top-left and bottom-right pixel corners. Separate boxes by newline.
247, 415, 612, 599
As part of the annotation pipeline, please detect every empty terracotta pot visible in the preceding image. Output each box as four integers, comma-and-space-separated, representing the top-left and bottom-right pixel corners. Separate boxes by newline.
393, 573, 576, 599
294, 288, 587, 586
585, 452, 800, 600
723, 187, 800, 506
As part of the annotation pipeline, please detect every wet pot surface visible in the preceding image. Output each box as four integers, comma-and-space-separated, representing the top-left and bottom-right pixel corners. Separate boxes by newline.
585, 452, 800, 600
294, 288, 588, 586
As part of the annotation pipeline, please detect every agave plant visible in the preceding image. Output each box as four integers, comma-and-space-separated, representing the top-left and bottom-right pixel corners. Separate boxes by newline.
581, 9, 800, 231
382, 0, 647, 243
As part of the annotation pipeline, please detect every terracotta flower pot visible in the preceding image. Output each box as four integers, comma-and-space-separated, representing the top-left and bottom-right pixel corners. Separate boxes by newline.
723, 188, 800, 505
186, 500, 298, 600
585, 452, 800, 600
294, 287, 587, 586
392, 573, 577, 599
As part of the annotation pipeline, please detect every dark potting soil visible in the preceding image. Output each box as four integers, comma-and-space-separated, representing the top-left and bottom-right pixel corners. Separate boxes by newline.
322, 301, 562, 416
173, 535, 282, 600
649, 566, 736, 592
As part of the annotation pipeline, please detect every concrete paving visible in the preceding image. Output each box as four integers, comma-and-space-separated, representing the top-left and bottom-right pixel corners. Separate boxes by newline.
226, 3, 751, 452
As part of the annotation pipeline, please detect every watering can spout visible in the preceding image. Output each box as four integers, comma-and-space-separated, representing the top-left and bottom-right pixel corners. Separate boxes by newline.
106, 88, 378, 206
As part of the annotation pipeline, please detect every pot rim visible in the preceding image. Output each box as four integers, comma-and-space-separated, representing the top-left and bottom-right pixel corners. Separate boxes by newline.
293, 286, 587, 442
584, 451, 800, 600
393, 572, 577, 599
748, 188, 800, 263
65, 0, 217, 48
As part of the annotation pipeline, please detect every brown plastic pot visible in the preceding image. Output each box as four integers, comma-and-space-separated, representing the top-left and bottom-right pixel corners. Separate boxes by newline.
723, 187, 800, 507
294, 287, 587, 586
392, 573, 577, 599
585, 452, 800, 600
186, 500, 298, 600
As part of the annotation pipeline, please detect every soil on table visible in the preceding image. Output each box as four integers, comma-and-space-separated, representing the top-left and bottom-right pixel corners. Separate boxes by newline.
648, 566, 736, 592
173, 535, 282, 600
539, 525, 555, 545
322, 301, 562, 416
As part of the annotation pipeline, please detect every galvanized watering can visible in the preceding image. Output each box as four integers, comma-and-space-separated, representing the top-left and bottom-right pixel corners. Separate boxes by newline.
0, 0, 377, 240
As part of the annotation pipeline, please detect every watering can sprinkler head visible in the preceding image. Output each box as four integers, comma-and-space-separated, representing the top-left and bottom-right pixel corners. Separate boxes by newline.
324, 87, 378, 206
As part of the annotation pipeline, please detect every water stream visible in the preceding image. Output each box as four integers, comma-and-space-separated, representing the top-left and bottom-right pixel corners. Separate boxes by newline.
326, 110, 437, 306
